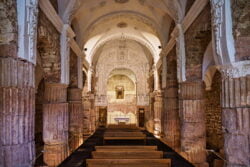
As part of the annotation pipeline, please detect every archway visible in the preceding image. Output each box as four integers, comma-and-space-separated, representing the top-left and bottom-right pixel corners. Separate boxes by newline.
106, 69, 137, 125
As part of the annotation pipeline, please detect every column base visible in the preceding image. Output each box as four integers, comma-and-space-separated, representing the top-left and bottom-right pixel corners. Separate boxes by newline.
0, 141, 35, 167
44, 143, 68, 167
69, 133, 83, 152
180, 149, 207, 166
193, 162, 209, 167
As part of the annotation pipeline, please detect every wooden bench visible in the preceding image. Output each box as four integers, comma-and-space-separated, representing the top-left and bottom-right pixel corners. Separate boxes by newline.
95, 145, 157, 151
92, 150, 163, 159
86, 159, 171, 167
103, 132, 146, 144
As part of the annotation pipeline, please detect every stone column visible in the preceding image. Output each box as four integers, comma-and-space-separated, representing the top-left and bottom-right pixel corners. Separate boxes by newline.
43, 83, 69, 167
68, 88, 83, 152
153, 65, 160, 91
153, 91, 163, 137
164, 79, 180, 151
220, 67, 250, 167
83, 94, 92, 135
179, 81, 207, 167
89, 94, 96, 133
0, 1, 38, 166
0, 58, 35, 167
87, 67, 93, 92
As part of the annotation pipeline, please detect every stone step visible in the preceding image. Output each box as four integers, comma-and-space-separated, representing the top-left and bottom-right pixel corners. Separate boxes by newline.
95, 145, 157, 150
104, 132, 145, 137
86, 159, 171, 167
92, 150, 163, 159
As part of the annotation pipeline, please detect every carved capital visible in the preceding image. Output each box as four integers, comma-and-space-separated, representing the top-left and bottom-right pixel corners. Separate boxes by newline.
218, 61, 250, 79
153, 90, 163, 98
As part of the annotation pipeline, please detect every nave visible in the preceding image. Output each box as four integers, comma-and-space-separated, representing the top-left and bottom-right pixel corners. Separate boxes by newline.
0, 0, 249, 167
58, 126, 193, 167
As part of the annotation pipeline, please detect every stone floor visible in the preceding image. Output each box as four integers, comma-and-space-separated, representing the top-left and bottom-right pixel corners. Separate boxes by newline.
58, 128, 194, 167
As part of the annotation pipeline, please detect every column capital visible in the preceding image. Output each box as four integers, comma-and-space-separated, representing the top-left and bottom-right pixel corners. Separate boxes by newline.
44, 82, 68, 102
153, 89, 163, 95
218, 61, 250, 79
68, 88, 82, 102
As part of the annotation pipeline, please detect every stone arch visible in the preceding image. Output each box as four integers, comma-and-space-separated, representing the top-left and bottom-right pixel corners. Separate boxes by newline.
90, 35, 156, 65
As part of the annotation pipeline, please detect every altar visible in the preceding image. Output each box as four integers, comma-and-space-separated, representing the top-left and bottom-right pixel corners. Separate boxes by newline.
114, 117, 130, 124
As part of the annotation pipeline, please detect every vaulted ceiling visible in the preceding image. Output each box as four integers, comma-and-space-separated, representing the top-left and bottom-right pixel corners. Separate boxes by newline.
57, 0, 189, 65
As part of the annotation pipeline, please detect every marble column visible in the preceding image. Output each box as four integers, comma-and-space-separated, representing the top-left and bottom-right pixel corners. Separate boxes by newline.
68, 88, 83, 152
179, 81, 208, 167
220, 68, 250, 167
43, 83, 69, 167
0, 58, 35, 167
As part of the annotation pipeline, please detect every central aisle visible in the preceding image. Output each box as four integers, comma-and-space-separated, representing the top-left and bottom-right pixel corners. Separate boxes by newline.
59, 127, 194, 167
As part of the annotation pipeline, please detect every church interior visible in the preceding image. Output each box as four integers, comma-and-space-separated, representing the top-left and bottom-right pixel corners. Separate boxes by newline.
0, 0, 249, 167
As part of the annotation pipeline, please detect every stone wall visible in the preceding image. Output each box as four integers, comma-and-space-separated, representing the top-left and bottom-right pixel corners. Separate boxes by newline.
94, 39, 150, 106
37, 9, 61, 82
185, 4, 211, 80
69, 49, 78, 88
204, 71, 223, 150
231, 0, 250, 61
0, 0, 17, 52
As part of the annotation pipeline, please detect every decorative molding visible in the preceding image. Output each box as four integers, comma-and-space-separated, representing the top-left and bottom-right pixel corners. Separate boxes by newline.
210, 0, 235, 64
17, 0, 39, 64
218, 61, 250, 78
210, 0, 224, 63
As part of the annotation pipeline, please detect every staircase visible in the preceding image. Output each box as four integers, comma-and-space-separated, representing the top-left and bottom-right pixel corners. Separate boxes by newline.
58, 126, 194, 167
86, 125, 171, 167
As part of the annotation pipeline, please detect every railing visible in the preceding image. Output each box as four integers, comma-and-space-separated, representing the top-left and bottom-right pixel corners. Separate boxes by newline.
206, 149, 227, 163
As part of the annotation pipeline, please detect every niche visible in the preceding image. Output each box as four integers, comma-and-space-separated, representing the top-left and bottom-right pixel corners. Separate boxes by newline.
116, 86, 124, 99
